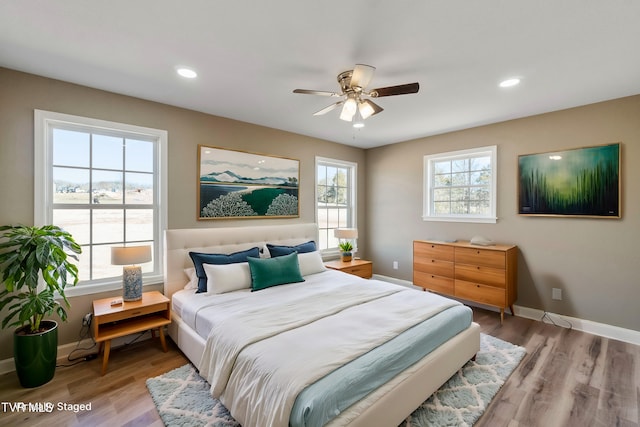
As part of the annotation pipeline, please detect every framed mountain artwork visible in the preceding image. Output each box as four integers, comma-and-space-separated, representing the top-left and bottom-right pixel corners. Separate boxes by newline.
518, 142, 620, 218
197, 145, 299, 220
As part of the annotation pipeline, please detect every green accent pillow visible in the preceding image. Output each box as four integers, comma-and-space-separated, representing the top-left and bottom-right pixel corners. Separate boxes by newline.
248, 251, 305, 291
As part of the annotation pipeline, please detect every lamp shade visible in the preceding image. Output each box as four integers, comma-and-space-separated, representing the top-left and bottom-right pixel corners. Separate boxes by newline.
334, 228, 358, 239
111, 246, 152, 265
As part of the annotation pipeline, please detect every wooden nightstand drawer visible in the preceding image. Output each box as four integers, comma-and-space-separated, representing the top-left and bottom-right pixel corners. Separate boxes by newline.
325, 259, 373, 279
342, 263, 372, 278
95, 302, 169, 325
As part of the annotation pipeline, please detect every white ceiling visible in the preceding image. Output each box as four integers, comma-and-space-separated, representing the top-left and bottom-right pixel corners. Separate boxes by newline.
1, 1, 639, 149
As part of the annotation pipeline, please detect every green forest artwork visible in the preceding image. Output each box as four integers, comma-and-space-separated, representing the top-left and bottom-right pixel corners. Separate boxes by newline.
518, 143, 620, 217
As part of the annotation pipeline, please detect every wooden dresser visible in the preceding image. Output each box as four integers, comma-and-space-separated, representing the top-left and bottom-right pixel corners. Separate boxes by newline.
413, 240, 517, 323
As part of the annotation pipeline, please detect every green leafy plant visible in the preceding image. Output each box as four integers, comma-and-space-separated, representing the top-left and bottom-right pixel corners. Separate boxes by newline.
0, 225, 81, 333
338, 241, 353, 253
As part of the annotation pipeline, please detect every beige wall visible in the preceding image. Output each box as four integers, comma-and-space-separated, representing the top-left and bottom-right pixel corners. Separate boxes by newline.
0, 68, 367, 360
365, 95, 640, 331
1, 66, 638, 363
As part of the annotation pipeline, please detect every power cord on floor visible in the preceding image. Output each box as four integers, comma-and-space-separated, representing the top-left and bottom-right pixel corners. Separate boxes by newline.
56, 314, 98, 368
540, 311, 573, 329
120, 331, 149, 348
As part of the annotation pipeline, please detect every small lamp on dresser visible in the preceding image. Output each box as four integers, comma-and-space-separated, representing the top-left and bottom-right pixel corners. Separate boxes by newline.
111, 246, 152, 301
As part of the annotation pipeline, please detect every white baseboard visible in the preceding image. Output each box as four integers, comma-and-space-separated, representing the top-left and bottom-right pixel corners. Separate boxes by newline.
0, 330, 154, 376
513, 305, 640, 346
373, 274, 640, 346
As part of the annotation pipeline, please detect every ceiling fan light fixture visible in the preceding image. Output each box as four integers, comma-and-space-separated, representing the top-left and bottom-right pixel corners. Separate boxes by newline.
358, 100, 376, 119
340, 97, 358, 121
352, 109, 365, 128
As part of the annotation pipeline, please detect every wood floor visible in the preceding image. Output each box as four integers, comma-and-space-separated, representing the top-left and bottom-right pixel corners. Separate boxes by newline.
0, 307, 638, 427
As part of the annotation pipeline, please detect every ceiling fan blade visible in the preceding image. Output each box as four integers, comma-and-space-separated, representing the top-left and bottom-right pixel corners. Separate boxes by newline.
358, 99, 383, 119
313, 101, 344, 116
293, 89, 340, 97
370, 82, 419, 97
350, 64, 376, 90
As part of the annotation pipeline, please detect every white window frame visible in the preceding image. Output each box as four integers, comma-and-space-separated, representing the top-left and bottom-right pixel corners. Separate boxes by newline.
423, 145, 497, 223
34, 110, 168, 297
315, 157, 357, 257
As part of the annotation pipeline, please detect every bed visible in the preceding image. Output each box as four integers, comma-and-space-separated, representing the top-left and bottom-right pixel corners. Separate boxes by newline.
164, 223, 480, 427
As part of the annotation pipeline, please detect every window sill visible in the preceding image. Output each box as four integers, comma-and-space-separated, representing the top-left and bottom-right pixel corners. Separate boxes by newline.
57, 275, 164, 298
422, 216, 497, 224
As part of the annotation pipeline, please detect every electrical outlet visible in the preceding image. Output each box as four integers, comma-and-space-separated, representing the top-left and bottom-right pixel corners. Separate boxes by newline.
82, 313, 92, 326
392, 261, 399, 270
552, 288, 562, 301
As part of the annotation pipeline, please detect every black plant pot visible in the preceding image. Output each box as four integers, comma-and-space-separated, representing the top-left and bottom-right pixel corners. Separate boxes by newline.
13, 320, 58, 388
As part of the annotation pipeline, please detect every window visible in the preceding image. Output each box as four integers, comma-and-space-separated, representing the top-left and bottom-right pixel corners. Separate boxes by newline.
34, 110, 167, 296
315, 157, 357, 254
423, 146, 497, 223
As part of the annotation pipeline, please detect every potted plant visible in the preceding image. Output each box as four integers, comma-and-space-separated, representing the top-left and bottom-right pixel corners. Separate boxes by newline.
339, 241, 354, 262
0, 225, 81, 388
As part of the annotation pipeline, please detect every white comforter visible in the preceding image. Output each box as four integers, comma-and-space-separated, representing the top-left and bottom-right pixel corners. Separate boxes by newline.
197, 270, 459, 427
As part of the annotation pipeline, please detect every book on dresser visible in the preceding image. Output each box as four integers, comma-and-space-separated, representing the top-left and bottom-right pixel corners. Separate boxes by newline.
413, 240, 517, 323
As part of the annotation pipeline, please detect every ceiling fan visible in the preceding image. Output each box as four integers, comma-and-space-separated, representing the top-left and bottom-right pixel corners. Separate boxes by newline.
293, 64, 419, 125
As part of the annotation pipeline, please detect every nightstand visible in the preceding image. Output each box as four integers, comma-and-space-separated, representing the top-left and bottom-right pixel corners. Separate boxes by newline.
92, 290, 171, 375
325, 259, 373, 279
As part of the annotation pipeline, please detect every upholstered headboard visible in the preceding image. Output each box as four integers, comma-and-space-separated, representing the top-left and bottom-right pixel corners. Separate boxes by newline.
163, 223, 319, 297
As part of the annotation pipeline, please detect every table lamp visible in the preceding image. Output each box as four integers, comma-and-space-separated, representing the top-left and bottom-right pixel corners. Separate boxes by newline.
111, 246, 152, 301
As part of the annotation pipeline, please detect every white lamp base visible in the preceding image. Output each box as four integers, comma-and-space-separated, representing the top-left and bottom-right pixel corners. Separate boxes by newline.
122, 265, 143, 301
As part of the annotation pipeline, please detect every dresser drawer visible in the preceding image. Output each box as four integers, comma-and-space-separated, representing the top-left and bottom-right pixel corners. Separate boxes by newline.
414, 271, 454, 295
455, 264, 506, 288
455, 247, 505, 269
414, 241, 454, 262
455, 280, 505, 307
413, 258, 454, 278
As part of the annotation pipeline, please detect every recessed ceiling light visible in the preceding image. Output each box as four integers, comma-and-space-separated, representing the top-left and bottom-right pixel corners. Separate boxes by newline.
177, 68, 197, 79
499, 78, 520, 88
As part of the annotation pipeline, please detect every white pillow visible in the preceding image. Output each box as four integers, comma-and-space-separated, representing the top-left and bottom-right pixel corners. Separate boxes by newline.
203, 262, 252, 294
184, 268, 198, 290
298, 251, 326, 276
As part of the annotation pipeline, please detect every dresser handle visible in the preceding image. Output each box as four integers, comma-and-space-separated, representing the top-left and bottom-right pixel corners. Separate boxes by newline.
476, 284, 480, 288
477, 250, 480, 254
431, 259, 435, 263
477, 266, 480, 270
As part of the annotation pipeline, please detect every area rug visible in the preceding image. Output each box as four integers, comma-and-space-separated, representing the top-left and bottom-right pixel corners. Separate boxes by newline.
146, 333, 526, 427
